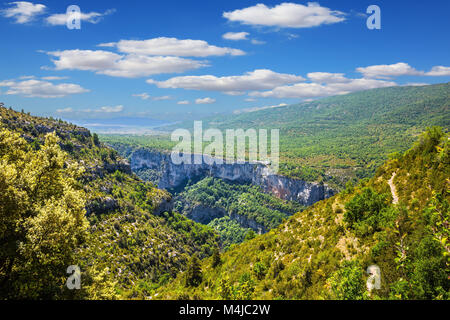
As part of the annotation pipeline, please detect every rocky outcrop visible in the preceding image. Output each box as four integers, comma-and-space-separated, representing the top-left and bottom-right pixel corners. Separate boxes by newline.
130, 148, 334, 206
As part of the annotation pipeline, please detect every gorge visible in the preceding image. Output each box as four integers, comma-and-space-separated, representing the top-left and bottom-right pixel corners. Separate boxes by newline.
129, 148, 335, 207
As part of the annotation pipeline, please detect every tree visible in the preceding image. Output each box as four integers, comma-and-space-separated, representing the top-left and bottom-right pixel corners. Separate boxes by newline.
211, 247, 221, 268
245, 230, 256, 241
328, 261, 366, 300
185, 253, 202, 287
92, 133, 100, 146
253, 262, 267, 280
0, 129, 89, 299
344, 187, 389, 232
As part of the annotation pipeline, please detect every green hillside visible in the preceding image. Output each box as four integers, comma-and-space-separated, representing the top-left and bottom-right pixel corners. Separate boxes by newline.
104, 83, 449, 189
156, 127, 449, 300
0, 107, 219, 299
173, 177, 305, 250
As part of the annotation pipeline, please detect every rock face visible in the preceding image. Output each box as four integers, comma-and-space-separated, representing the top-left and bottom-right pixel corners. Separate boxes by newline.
130, 148, 334, 206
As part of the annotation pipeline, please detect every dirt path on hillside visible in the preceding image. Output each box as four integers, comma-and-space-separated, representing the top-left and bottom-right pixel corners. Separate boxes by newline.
388, 172, 399, 204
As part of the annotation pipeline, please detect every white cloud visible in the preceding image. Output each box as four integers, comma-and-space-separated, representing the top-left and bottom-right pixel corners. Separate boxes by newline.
195, 97, 216, 104
57, 105, 124, 114
19, 75, 35, 79
251, 39, 266, 45
56, 107, 73, 113
222, 32, 249, 40
152, 95, 171, 101
132, 93, 150, 100
307, 72, 349, 83
41, 76, 69, 80
223, 2, 345, 28
177, 100, 190, 105
426, 66, 450, 76
97, 105, 123, 113
1, 1, 46, 23
250, 78, 397, 99
99, 37, 245, 57
147, 69, 305, 94
356, 62, 423, 79
46, 49, 207, 78
46, 9, 115, 26
403, 83, 430, 87
0, 79, 89, 98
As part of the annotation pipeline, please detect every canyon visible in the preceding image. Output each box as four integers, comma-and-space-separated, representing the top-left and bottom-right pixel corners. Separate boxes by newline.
130, 148, 334, 207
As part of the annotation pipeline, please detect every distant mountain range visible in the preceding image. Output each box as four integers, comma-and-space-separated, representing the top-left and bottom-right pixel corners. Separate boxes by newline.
67, 117, 175, 134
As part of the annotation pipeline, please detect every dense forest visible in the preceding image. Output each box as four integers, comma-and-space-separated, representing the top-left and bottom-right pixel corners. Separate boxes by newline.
173, 177, 305, 249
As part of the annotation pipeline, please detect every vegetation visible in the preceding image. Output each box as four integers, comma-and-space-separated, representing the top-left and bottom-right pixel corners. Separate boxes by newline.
1, 81, 449, 301
173, 177, 304, 248
156, 127, 449, 300
104, 83, 450, 190
0, 106, 219, 299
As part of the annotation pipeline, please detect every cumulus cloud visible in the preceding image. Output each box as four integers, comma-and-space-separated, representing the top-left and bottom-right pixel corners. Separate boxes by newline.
177, 100, 190, 105
195, 97, 216, 104
356, 62, 424, 79
426, 66, 450, 76
250, 78, 397, 99
223, 2, 345, 28
99, 37, 245, 57
307, 72, 349, 83
222, 32, 249, 40
46, 49, 207, 78
0, 78, 88, 98
147, 69, 305, 94
1, 1, 46, 23
46, 8, 115, 26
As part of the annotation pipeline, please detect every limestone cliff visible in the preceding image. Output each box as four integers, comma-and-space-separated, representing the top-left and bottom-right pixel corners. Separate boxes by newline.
130, 148, 334, 206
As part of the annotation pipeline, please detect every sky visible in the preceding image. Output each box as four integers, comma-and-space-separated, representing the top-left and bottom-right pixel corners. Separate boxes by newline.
0, 0, 449, 124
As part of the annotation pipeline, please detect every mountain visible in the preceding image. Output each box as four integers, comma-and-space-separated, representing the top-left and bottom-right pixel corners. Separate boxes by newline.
0, 107, 219, 299
134, 83, 449, 189
155, 127, 449, 300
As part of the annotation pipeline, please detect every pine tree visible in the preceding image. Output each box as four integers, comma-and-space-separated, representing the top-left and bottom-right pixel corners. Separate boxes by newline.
185, 253, 202, 287
211, 247, 221, 268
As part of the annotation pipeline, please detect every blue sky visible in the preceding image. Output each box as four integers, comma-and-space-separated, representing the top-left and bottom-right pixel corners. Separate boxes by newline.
0, 0, 449, 123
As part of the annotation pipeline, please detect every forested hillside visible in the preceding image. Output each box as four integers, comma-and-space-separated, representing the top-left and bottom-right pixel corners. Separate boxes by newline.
104, 83, 449, 189
0, 107, 219, 299
173, 177, 305, 250
156, 127, 449, 300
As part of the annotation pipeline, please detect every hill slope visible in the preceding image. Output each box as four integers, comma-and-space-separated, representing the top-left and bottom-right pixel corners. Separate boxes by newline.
108, 83, 449, 189
156, 127, 449, 300
0, 107, 219, 299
